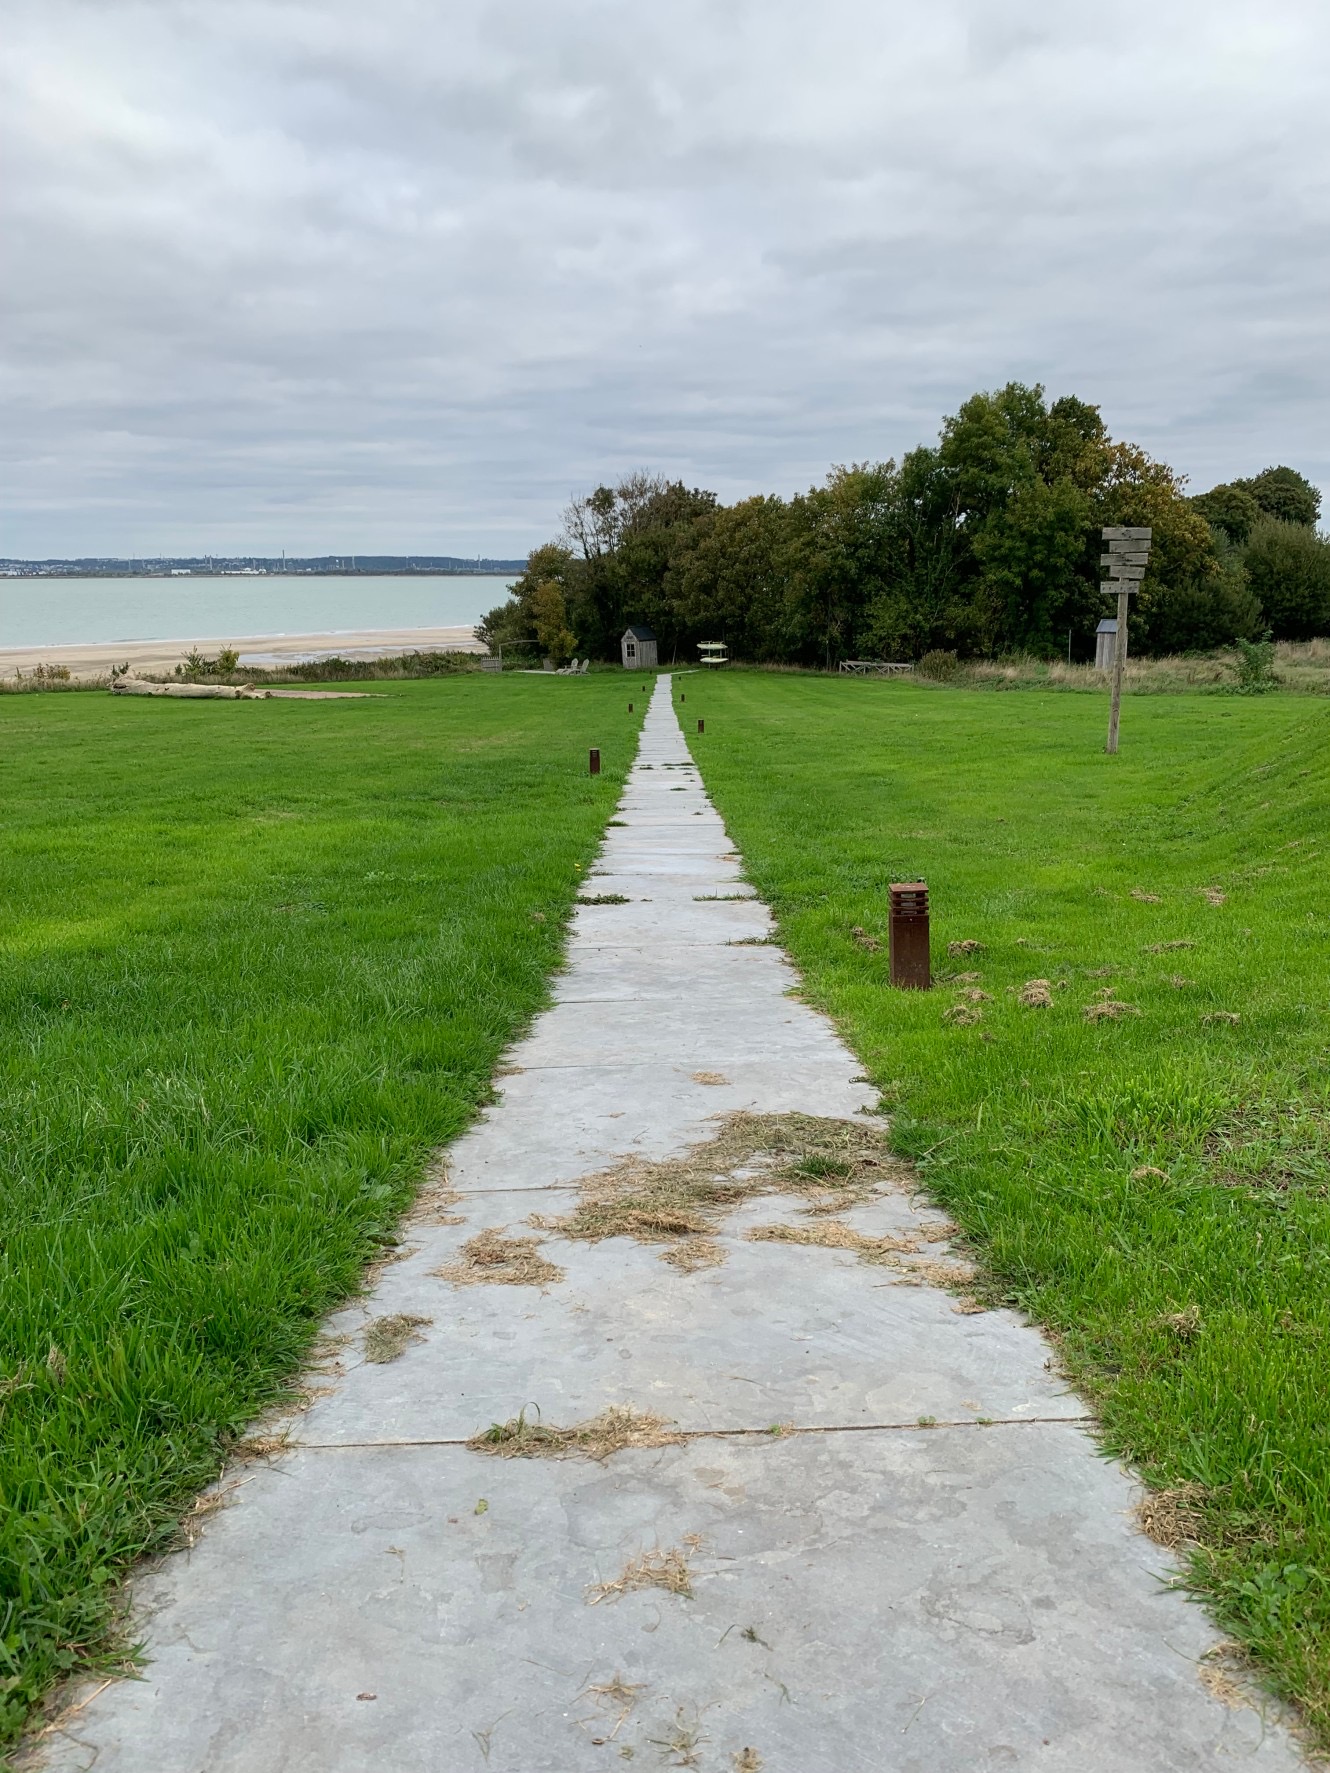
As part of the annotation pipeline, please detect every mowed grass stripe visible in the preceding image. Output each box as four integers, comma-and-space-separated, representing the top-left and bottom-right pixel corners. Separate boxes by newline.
0, 675, 642, 1752
685, 671, 1330, 1745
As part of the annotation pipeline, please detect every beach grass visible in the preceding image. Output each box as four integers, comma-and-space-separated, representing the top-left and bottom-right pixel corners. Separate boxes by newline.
685, 669, 1330, 1743
0, 674, 640, 1752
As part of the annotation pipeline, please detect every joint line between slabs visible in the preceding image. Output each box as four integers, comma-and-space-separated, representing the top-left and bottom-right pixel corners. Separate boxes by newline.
290, 1416, 1092, 1453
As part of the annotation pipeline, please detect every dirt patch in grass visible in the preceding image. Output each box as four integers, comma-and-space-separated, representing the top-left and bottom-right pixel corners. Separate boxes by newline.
362, 1313, 432, 1363
944, 1002, 984, 1026
1198, 887, 1228, 906
1016, 979, 1054, 1008
540, 1113, 901, 1253
850, 925, 882, 951
587, 1542, 698, 1605
468, 1403, 682, 1462
1130, 889, 1163, 903
1084, 990, 1141, 1022
1145, 939, 1196, 953
434, 1227, 564, 1288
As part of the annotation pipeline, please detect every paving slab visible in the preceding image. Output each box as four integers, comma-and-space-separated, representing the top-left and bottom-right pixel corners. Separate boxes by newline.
30, 675, 1308, 1773
34, 1435, 1299, 1773
298, 1195, 1082, 1446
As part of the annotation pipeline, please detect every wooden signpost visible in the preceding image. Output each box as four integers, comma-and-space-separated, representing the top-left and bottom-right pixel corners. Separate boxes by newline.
1101, 525, 1152, 754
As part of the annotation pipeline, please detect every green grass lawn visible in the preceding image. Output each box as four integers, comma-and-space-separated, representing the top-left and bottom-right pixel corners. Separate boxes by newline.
0, 675, 640, 1751
685, 671, 1330, 1742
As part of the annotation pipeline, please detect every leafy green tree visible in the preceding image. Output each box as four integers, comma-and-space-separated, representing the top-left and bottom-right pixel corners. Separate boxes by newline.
1134, 543, 1261, 653
971, 473, 1092, 655
1190, 483, 1264, 545
503, 387, 1325, 669
612, 480, 718, 658
860, 447, 972, 659
782, 464, 898, 667
531, 580, 576, 664
1093, 440, 1221, 654
1236, 466, 1321, 529
1242, 520, 1330, 638
667, 495, 795, 661
477, 541, 575, 657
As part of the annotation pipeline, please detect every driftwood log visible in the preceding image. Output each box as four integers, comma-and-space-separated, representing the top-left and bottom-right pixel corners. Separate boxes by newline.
111, 678, 271, 700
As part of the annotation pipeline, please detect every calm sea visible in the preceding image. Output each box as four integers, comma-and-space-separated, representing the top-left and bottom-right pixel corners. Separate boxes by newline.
0, 574, 516, 648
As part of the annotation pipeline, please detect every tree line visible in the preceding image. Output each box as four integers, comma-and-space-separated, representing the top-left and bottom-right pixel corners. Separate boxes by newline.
479, 384, 1328, 666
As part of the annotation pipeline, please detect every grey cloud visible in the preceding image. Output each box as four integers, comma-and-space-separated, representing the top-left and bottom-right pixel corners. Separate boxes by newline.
2, 0, 1327, 555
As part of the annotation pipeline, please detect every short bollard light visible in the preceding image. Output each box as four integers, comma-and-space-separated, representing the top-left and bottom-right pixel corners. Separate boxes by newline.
888, 882, 931, 989
628, 702, 634, 712
697, 718, 704, 734
589, 748, 601, 776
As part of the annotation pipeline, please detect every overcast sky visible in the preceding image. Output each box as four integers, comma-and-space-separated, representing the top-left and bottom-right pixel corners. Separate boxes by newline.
3, 0, 1327, 558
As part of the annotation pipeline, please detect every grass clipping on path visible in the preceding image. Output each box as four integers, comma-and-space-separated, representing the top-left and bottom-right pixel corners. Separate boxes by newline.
362, 1314, 432, 1363
587, 1540, 701, 1605
468, 1404, 682, 1461
434, 1227, 564, 1288
537, 1112, 913, 1271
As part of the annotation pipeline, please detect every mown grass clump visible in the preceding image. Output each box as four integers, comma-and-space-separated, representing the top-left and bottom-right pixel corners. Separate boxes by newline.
685, 669, 1330, 1743
0, 673, 642, 1751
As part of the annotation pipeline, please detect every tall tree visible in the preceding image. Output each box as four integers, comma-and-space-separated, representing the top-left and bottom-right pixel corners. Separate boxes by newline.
1242, 521, 1330, 638
1190, 483, 1264, 545
1236, 466, 1321, 529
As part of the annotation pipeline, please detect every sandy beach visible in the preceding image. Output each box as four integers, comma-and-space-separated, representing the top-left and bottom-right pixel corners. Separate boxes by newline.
1, 624, 484, 680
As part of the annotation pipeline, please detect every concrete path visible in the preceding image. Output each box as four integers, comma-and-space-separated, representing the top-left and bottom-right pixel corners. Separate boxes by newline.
36, 677, 1305, 1772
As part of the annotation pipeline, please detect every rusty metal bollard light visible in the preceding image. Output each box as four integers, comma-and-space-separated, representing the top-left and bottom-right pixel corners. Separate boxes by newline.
589, 748, 601, 776
697, 718, 704, 734
628, 702, 634, 712
888, 882, 931, 989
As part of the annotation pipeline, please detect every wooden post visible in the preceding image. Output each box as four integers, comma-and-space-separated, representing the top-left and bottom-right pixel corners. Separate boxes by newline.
1106, 584, 1129, 755
888, 883, 931, 988
1101, 527, 1152, 755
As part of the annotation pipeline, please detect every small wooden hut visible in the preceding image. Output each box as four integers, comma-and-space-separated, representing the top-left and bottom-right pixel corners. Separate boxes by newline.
621, 626, 658, 669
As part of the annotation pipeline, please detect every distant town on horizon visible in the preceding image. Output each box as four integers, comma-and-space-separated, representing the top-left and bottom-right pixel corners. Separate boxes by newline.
0, 554, 527, 578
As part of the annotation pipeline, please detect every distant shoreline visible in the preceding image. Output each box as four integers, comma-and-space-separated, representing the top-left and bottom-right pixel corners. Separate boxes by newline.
0, 570, 518, 581
1, 624, 484, 680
